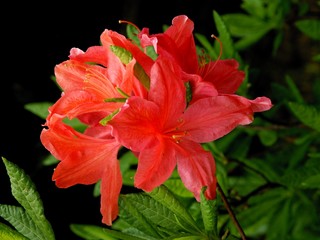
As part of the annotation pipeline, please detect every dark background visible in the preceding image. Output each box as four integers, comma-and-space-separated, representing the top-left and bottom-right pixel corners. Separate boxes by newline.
1, 1, 243, 239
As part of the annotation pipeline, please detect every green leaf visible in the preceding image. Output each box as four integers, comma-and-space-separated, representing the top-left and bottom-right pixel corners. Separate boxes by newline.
221, 13, 275, 51
221, 14, 268, 37
63, 117, 87, 132
285, 75, 305, 103
278, 158, 320, 188
0, 205, 44, 240
194, 33, 219, 60
2, 158, 55, 240
272, 30, 284, 56
213, 11, 235, 59
70, 224, 117, 240
0, 222, 28, 240
41, 154, 58, 166
287, 102, 320, 132
120, 151, 138, 187
119, 190, 203, 238
241, 0, 266, 19
313, 53, 320, 62
235, 157, 279, 182
24, 102, 52, 119
164, 179, 193, 198
257, 129, 277, 146
200, 188, 218, 238
300, 174, 320, 189
295, 19, 320, 40
119, 151, 138, 173
266, 198, 292, 240
147, 185, 202, 234
235, 188, 287, 236
119, 194, 161, 238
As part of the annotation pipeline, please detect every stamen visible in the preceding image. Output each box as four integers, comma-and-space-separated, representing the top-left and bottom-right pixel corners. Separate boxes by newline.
171, 131, 188, 143
210, 34, 223, 69
119, 20, 141, 32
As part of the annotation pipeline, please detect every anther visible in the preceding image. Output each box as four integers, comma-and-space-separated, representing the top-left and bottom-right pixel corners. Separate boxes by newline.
210, 34, 223, 69
119, 20, 141, 32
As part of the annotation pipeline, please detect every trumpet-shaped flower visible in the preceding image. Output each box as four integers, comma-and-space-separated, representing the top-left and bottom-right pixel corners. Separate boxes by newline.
138, 15, 245, 102
40, 43, 145, 225
109, 56, 271, 201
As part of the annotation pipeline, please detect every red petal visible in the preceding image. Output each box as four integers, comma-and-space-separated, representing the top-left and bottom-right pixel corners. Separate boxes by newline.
134, 138, 177, 192
110, 97, 161, 152
149, 56, 186, 127
182, 95, 253, 143
100, 29, 154, 76
40, 115, 121, 187
199, 59, 245, 94
100, 160, 122, 226
55, 60, 120, 99
47, 90, 121, 124
176, 140, 216, 201
249, 96, 273, 112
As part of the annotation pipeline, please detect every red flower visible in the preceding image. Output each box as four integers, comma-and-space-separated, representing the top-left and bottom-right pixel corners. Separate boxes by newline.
41, 115, 121, 225
109, 56, 270, 201
40, 43, 143, 225
138, 15, 246, 102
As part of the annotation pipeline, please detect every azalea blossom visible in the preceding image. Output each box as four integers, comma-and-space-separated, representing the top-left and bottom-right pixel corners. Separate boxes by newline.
109, 56, 272, 201
40, 42, 144, 225
40, 15, 272, 227
137, 15, 246, 102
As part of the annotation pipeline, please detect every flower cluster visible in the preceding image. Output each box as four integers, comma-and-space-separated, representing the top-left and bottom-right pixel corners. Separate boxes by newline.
40, 15, 272, 226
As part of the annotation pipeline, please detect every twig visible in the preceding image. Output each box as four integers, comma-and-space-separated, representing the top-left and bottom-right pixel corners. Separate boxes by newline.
216, 182, 247, 240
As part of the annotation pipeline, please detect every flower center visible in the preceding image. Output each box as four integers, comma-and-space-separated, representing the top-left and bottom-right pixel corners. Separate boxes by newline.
171, 131, 188, 143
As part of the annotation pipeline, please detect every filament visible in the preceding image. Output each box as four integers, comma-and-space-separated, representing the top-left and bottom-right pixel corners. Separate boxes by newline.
210, 34, 223, 69
119, 20, 141, 32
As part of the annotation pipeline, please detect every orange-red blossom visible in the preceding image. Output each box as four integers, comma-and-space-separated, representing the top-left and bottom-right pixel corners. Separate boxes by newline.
40, 15, 272, 226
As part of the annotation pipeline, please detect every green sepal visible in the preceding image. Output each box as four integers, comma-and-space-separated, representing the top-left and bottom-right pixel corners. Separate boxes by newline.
185, 82, 192, 106
134, 62, 150, 90
104, 98, 127, 103
99, 109, 120, 126
110, 45, 133, 64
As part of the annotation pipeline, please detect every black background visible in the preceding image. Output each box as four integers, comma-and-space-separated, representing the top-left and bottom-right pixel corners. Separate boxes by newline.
1, 1, 242, 239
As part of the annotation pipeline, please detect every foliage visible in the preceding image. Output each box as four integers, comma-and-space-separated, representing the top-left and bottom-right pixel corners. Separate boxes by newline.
1, 0, 320, 239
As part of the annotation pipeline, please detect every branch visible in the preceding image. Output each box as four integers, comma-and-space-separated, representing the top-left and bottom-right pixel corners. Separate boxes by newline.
217, 182, 247, 240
